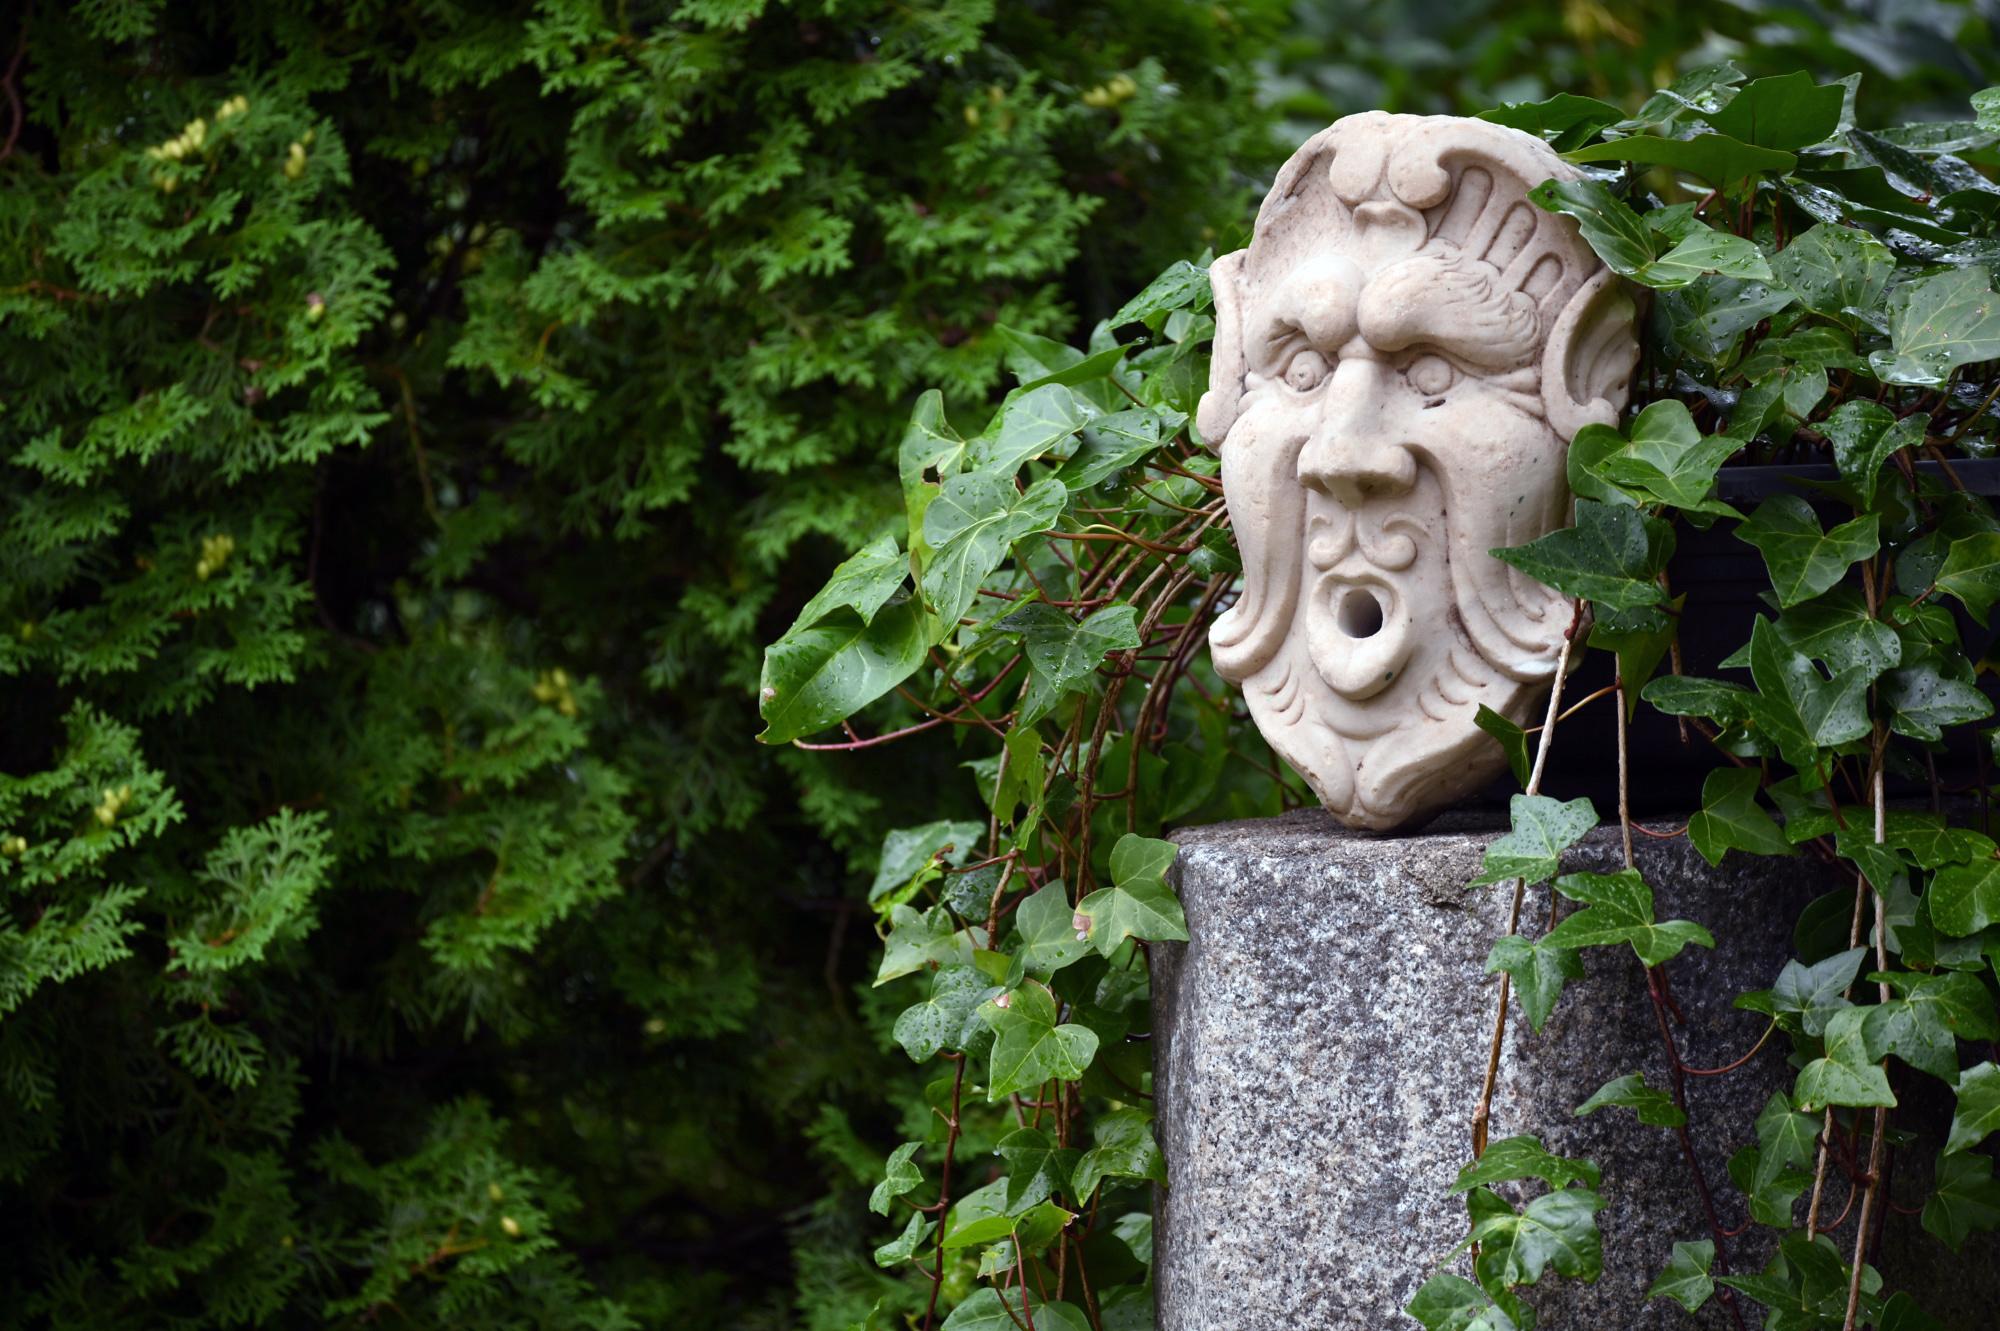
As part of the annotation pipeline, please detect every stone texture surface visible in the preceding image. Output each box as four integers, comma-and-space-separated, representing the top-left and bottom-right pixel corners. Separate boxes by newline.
1200, 112, 1639, 832
1153, 810, 2000, 1329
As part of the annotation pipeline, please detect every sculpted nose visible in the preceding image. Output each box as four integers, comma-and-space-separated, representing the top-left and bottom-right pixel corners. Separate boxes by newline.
1297, 355, 1418, 506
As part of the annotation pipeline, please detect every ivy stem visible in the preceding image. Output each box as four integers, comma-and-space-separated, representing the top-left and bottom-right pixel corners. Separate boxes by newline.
1624, 658, 1749, 1331
1470, 599, 1583, 1160
1842, 760, 1893, 1331
922, 1053, 967, 1331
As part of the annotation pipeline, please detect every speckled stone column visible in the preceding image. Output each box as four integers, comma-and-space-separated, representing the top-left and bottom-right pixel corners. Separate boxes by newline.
1152, 810, 1998, 1330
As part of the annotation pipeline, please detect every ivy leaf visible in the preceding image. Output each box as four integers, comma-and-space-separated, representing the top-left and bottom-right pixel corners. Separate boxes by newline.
1767, 587, 1901, 678
1491, 499, 1672, 610
1795, 1006, 1897, 1110
921, 474, 1068, 627
1474, 705, 1533, 785
871, 820, 986, 903
1923, 1149, 2000, 1249
789, 533, 908, 634
1013, 880, 1091, 979
1108, 832, 1177, 890
1702, 71, 1845, 149
996, 1127, 1079, 1212
1729, 1144, 1811, 1228
1884, 658, 1993, 742
873, 1211, 932, 1267
1646, 1239, 1717, 1313
893, 963, 999, 1060
1070, 1107, 1166, 1200
1075, 871, 1188, 961
1754, 1092, 1821, 1194
1405, 1273, 1528, 1331
1772, 222, 1895, 318
1054, 408, 1173, 490
1821, 402, 1925, 507
1772, 946, 1868, 1037
1565, 132, 1796, 188
1688, 768, 1792, 867
1735, 496, 1880, 608
1862, 971, 1997, 1081
1591, 599, 1683, 713
898, 389, 967, 548
1640, 674, 1753, 726
965, 384, 1090, 477
1870, 266, 2000, 385
1930, 857, 2000, 936
1934, 531, 2000, 626
1464, 1185, 1607, 1286
869, 1141, 924, 1216
1469, 794, 1598, 888
758, 600, 932, 744
979, 981, 1098, 1100
939, 1292, 1090, 1331
1745, 616, 1873, 770
1477, 94, 1624, 150
1452, 1134, 1601, 1194
998, 602, 1140, 725
1486, 934, 1585, 1033
1642, 228, 1773, 288
876, 905, 985, 986
1527, 178, 1656, 277
1585, 399, 1741, 511
1109, 259, 1209, 327
1948, 1063, 2000, 1154
1545, 869, 1715, 966
1576, 1072, 1687, 1128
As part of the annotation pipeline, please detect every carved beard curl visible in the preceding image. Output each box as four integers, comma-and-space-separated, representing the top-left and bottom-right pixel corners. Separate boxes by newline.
1221, 460, 1553, 832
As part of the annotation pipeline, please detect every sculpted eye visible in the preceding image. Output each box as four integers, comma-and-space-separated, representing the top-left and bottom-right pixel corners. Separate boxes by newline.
1405, 353, 1456, 397
1284, 348, 1331, 392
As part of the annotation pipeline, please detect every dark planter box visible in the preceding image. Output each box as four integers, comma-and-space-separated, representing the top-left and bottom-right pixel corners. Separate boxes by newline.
1492, 460, 2000, 817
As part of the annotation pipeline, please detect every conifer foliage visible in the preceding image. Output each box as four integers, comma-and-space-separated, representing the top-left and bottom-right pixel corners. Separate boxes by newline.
0, 3, 1281, 1325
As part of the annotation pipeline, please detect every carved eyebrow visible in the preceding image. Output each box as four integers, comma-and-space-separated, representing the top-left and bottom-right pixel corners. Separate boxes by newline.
1357, 253, 1542, 370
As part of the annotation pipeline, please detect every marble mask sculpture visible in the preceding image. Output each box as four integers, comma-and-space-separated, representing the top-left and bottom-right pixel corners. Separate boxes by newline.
1199, 112, 1639, 831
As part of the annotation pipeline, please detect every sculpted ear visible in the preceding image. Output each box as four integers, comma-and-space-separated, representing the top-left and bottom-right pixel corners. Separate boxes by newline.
1540, 269, 1639, 440
1196, 250, 1248, 450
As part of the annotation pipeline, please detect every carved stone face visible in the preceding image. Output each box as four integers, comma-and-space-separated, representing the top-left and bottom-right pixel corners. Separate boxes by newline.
1199, 113, 1639, 831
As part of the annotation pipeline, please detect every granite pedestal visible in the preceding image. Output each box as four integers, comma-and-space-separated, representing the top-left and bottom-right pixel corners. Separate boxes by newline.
1152, 810, 1999, 1329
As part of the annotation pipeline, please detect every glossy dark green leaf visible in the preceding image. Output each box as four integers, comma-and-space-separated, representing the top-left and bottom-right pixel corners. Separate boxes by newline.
1639, 674, 1753, 725
1565, 131, 1796, 185
1646, 1239, 1716, 1313
999, 601, 1140, 724
869, 1141, 924, 1216
1884, 658, 1992, 741
894, 963, 1000, 1060
876, 905, 985, 986
1753, 1091, 1820, 1194
1772, 946, 1867, 1037
1688, 767, 1792, 866
789, 533, 908, 635
1474, 705, 1533, 785
1452, 1134, 1601, 1194
1654, 273, 1797, 362
1110, 259, 1209, 326
873, 1211, 931, 1267
1485, 934, 1585, 1034
1469, 794, 1599, 888
1870, 266, 2000, 385
1924, 1149, 2000, 1250
1055, 408, 1173, 490
1491, 499, 1671, 610
1772, 223, 1895, 319
996, 1127, 1079, 1211
1931, 857, 2000, 936
1745, 616, 1873, 769
1767, 587, 1901, 678
921, 474, 1067, 627
1702, 72, 1844, 149
964, 383, 1090, 476
1587, 399, 1741, 511
871, 819, 987, 903
1735, 495, 1879, 608
1465, 1184, 1606, 1287
979, 980, 1098, 1100
1821, 401, 1923, 507
758, 600, 932, 744
1546, 870, 1715, 966
1013, 880, 1090, 979
940, 1290, 1091, 1331
1478, 94, 1624, 150
1935, 531, 2000, 625
1075, 874, 1188, 958
1948, 1062, 2000, 1154
1794, 1006, 1896, 1110
1863, 970, 1997, 1081
1070, 1107, 1166, 1199
1575, 1072, 1686, 1128
1405, 1273, 1526, 1331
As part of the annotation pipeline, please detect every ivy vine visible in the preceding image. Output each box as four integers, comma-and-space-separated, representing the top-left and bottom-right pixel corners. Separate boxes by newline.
758, 64, 2000, 1331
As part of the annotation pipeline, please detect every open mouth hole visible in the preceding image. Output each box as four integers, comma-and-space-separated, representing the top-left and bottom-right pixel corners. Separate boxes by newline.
1335, 587, 1385, 639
